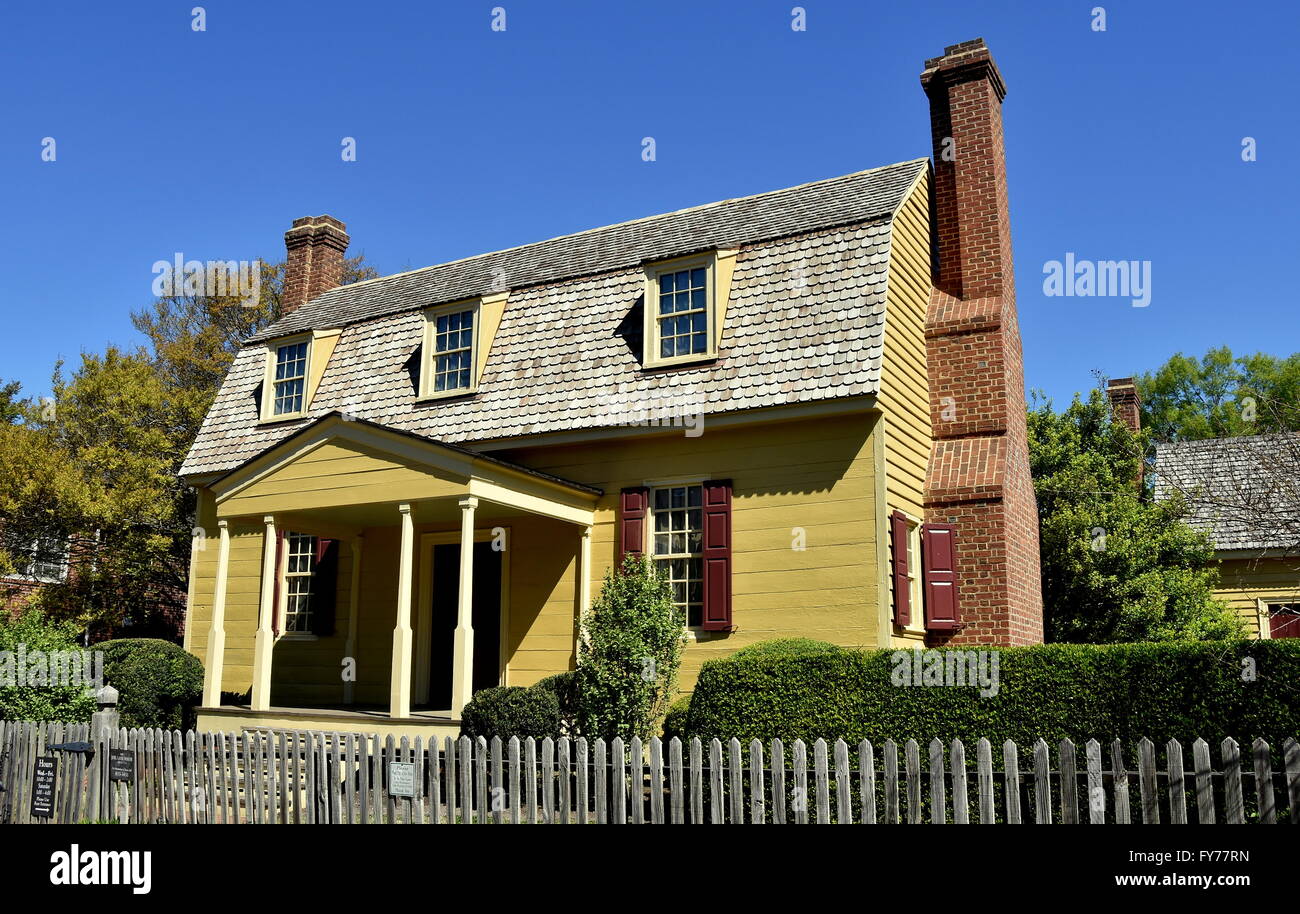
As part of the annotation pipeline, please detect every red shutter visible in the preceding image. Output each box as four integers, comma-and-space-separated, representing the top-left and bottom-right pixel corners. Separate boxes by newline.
922, 523, 960, 631
311, 539, 340, 637
617, 487, 649, 568
890, 511, 911, 626
271, 530, 285, 636
700, 479, 733, 632
1270, 605, 1300, 639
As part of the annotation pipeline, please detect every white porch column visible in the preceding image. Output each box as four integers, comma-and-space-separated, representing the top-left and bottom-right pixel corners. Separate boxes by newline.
451, 496, 478, 717
250, 515, 277, 712
578, 525, 593, 618
390, 505, 415, 719
344, 534, 363, 705
201, 520, 231, 708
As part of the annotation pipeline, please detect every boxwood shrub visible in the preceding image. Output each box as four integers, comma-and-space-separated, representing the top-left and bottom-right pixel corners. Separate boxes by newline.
461, 686, 560, 740
97, 638, 204, 730
532, 672, 580, 736
683, 639, 1300, 749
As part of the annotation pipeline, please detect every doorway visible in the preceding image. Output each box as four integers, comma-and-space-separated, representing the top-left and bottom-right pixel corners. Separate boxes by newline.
421, 538, 505, 710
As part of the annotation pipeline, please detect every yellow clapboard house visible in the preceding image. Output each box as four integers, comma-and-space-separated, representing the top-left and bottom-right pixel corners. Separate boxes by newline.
179, 40, 1044, 740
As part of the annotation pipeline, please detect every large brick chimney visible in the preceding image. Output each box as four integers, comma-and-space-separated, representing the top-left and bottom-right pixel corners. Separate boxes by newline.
920, 39, 1043, 646
282, 215, 349, 314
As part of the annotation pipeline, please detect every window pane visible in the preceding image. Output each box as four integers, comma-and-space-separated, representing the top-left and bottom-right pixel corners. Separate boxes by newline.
690, 268, 706, 287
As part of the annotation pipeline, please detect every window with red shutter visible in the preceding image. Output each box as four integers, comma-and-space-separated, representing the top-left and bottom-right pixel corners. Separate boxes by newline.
700, 479, 733, 632
617, 486, 649, 567
890, 511, 911, 626
921, 523, 960, 631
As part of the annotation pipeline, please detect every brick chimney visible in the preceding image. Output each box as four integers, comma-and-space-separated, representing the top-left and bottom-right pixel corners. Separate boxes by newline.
1105, 377, 1141, 434
282, 215, 349, 314
920, 40, 1044, 646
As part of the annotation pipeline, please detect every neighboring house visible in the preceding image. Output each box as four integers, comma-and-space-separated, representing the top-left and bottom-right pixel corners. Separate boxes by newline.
180, 39, 1043, 739
0, 530, 187, 639
1153, 430, 1300, 639
0, 534, 70, 612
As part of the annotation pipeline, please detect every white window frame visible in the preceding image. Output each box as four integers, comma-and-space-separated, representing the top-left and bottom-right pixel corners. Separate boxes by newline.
643, 254, 717, 369
899, 512, 924, 634
648, 480, 706, 631
279, 531, 318, 640
1259, 599, 1300, 640
260, 333, 314, 422
9, 535, 69, 584
419, 299, 482, 400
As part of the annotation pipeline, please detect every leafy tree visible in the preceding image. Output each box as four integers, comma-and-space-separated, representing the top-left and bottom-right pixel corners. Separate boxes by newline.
0, 378, 25, 425
1138, 347, 1300, 442
577, 556, 686, 740
0, 608, 98, 722
0, 253, 376, 637
1028, 387, 1241, 643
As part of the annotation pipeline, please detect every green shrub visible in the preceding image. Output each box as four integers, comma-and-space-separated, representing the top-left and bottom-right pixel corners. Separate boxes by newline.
0, 607, 97, 722
533, 672, 580, 736
97, 638, 204, 730
661, 695, 692, 740
684, 639, 1300, 750
461, 686, 560, 740
577, 555, 686, 741
729, 638, 851, 660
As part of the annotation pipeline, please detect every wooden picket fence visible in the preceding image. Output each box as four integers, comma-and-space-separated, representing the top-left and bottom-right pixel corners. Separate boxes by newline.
1, 718, 1297, 824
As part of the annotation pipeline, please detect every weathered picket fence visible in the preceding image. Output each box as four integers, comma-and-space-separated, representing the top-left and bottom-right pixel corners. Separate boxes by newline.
1, 719, 1297, 824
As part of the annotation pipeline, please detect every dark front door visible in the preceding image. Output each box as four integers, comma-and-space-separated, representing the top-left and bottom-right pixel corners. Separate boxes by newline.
428, 541, 502, 710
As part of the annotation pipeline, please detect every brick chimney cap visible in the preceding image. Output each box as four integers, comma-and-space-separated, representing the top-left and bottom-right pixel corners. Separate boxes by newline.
289, 214, 347, 232
1107, 377, 1137, 389
921, 38, 1006, 101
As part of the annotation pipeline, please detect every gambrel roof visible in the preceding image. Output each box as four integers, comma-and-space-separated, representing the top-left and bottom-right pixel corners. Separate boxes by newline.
181, 158, 927, 478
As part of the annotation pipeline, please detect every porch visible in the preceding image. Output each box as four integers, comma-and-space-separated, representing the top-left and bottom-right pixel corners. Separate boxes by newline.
195, 414, 600, 736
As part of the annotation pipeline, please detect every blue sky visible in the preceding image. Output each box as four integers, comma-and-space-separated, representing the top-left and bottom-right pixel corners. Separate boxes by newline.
2, 0, 1296, 407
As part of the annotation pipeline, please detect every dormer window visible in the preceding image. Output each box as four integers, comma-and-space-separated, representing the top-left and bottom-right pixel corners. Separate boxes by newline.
432, 307, 475, 393
656, 267, 709, 359
418, 293, 507, 401
259, 329, 342, 423
272, 341, 309, 415
642, 249, 737, 370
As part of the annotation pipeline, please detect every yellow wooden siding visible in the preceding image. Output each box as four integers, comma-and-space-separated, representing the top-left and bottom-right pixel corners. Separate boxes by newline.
1215, 557, 1300, 638
495, 411, 881, 690
876, 171, 933, 645
878, 170, 932, 521
218, 439, 467, 517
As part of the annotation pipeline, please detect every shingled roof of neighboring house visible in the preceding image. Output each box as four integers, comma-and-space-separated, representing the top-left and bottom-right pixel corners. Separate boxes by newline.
180, 158, 927, 478
1154, 434, 1300, 552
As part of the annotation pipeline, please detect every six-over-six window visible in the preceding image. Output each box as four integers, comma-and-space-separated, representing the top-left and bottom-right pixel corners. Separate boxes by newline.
272, 341, 309, 416
432, 307, 475, 393
651, 485, 704, 627
283, 532, 317, 633
655, 267, 709, 360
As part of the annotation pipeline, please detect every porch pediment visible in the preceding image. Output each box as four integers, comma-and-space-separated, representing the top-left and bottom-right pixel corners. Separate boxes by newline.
211, 412, 599, 525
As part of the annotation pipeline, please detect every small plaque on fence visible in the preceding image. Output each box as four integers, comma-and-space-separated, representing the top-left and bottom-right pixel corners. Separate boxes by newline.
31, 757, 57, 818
109, 749, 135, 782
389, 761, 415, 798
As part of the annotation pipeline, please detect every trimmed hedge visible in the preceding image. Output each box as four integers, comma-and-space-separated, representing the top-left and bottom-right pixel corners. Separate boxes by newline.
461, 686, 560, 740
683, 640, 1300, 748
728, 638, 852, 661
97, 638, 204, 730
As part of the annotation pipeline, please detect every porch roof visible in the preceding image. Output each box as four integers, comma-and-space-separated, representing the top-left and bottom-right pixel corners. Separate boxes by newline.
208, 412, 601, 526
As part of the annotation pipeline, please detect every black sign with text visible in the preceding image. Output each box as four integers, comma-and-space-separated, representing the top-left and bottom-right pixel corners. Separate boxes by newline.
31, 757, 56, 818
109, 749, 135, 782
